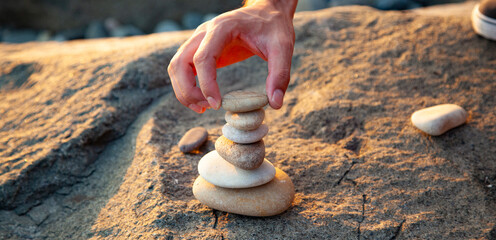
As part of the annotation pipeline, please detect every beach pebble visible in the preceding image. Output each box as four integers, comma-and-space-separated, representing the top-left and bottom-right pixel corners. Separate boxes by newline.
178, 127, 208, 153
222, 90, 269, 112
222, 123, 268, 144
193, 168, 295, 217
225, 108, 265, 131
198, 150, 275, 188
411, 104, 468, 136
215, 135, 265, 170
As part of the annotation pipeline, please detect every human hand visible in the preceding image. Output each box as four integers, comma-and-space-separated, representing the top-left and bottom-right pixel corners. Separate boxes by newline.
167, 0, 297, 113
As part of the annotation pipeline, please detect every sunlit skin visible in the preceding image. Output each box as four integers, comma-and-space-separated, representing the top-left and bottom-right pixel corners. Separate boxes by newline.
167, 0, 299, 113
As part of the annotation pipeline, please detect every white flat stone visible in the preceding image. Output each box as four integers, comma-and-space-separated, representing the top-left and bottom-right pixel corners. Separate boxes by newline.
222, 123, 268, 144
198, 150, 275, 188
193, 168, 295, 217
225, 109, 265, 131
411, 104, 468, 136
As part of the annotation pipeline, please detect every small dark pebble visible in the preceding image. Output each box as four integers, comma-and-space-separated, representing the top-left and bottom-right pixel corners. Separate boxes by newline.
178, 127, 208, 153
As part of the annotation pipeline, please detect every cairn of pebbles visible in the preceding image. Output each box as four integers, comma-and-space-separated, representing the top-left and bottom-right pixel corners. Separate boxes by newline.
193, 90, 295, 217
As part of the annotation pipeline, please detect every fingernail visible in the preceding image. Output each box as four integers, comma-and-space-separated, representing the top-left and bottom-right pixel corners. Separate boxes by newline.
271, 89, 284, 109
189, 103, 203, 113
207, 96, 219, 110
198, 101, 211, 108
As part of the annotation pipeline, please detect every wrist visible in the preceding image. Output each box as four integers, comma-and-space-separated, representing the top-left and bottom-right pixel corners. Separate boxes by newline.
244, 0, 298, 19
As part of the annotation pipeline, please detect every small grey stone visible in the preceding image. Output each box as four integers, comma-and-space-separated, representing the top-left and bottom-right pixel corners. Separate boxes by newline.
154, 20, 182, 33
329, 0, 375, 7
178, 127, 208, 153
296, 0, 328, 12
36, 30, 51, 42
182, 12, 204, 29
202, 13, 218, 23
111, 25, 143, 37
215, 135, 265, 170
85, 21, 108, 39
376, 0, 421, 10
2, 29, 38, 43
57, 28, 86, 40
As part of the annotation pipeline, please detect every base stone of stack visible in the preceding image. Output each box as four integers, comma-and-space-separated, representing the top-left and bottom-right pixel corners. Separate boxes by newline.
193, 168, 295, 217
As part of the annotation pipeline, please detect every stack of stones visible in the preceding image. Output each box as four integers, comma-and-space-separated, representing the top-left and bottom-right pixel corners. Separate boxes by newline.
193, 90, 295, 217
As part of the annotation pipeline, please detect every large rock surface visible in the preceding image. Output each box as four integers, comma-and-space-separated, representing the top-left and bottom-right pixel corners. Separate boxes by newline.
0, 32, 191, 212
2, 3, 496, 239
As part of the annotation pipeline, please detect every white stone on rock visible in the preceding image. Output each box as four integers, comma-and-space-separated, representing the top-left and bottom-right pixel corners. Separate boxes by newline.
411, 104, 468, 136
198, 150, 275, 188
225, 108, 265, 131
193, 168, 294, 217
222, 123, 268, 144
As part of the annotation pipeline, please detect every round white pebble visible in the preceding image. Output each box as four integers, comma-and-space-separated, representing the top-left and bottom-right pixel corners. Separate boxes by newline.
198, 150, 276, 188
411, 104, 468, 136
222, 123, 269, 144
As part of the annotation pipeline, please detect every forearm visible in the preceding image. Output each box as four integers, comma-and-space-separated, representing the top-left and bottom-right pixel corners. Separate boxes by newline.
243, 0, 298, 19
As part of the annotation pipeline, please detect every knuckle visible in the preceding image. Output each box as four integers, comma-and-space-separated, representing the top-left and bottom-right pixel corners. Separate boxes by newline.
193, 51, 209, 65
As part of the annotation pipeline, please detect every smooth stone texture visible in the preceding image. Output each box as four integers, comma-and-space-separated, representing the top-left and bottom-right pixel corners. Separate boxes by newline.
411, 104, 468, 136
222, 90, 269, 112
85, 21, 108, 39
111, 25, 143, 37
225, 108, 265, 131
182, 12, 203, 29
222, 123, 269, 144
154, 20, 182, 33
215, 135, 265, 170
178, 127, 208, 153
198, 150, 275, 188
193, 168, 295, 217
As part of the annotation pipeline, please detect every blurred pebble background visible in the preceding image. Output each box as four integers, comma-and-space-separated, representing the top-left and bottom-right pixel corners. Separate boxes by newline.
0, 0, 466, 43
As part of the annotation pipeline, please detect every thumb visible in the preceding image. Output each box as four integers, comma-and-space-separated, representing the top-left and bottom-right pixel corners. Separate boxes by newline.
266, 41, 294, 109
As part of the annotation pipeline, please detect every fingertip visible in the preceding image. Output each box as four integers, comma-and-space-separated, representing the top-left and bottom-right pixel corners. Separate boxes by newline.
207, 96, 221, 110
197, 100, 211, 109
269, 89, 284, 109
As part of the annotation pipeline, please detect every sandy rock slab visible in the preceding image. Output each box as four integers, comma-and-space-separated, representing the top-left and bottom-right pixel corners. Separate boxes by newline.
411, 104, 468, 136
193, 168, 295, 217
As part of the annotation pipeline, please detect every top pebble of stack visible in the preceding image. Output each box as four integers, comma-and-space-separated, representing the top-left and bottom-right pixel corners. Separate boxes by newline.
222, 90, 269, 112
